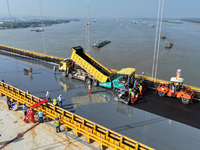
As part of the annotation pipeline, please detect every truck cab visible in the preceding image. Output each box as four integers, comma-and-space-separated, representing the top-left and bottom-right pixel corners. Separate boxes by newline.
99, 68, 136, 92
59, 58, 73, 77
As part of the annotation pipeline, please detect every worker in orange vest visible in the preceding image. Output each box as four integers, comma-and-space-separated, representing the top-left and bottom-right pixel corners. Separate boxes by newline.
29, 67, 32, 76
29, 108, 35, 123
88, 83, 92, 93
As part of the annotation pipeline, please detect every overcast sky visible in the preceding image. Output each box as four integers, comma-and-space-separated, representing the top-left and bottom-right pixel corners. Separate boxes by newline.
0, 0, 199, 18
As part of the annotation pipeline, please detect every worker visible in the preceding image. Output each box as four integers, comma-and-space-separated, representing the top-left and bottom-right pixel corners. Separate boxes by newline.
142, 72, 145, 85
134, 80, 137, 88
128, 88, 132, 93
140, 76, 145, 86
29, 108, 35, 123
7, 98, 12, 110
139, 77, 143, 84
23, 104, 27, 116
88, 83, 92, 93
11, 103, 18, 111
53, 98, 58, 106
131, 90, 135, 100
45, 91, 51, 102
1, 79, 4, 82
174, 82, 178, 86
29, 67, 32, 75
171, 83, 175, 93
57, 94, 63, 107
131, 75, 134, 85
174, 82, 179, 90
27, 89, 30, 94
38, 109, 44, 123
139, 84, 143, 95
55, 118, 61, 133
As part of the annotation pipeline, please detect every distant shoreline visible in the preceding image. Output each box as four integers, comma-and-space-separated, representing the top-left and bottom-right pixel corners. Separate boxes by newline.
0, 19, 79, 30
181, 19, 200, 24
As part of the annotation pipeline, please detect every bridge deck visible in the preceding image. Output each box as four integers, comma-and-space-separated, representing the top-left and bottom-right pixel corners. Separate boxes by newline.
0, 53, 200, 150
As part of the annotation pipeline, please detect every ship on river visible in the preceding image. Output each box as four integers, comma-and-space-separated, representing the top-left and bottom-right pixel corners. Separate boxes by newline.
92, 40, 111, 49
31, 28, 44, 32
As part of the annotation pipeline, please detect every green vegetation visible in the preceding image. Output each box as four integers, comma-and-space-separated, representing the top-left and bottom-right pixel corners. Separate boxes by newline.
181, 18, 200, 24
162, 20, 183, 24
0, 19, 70, 29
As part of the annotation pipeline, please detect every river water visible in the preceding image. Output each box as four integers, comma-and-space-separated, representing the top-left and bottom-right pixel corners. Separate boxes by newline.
0, 18, 200, 87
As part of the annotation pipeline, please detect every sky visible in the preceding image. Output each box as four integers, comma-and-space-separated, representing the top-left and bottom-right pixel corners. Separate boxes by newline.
0, 0, 199, 19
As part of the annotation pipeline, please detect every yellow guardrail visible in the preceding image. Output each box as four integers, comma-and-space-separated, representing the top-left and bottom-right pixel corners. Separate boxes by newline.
0, 81, 155, 150
0, 44, 64, 61
135, 74, 169, 84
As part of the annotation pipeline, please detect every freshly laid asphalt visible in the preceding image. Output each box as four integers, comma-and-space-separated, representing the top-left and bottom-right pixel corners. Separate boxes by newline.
1, 53, 200, 150
134, 88, 200, 129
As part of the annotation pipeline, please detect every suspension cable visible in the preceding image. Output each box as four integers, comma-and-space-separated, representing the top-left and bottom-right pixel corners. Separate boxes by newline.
6, 0, 19, 85
152, 0, 165, 80
154, 0, 165, 80
39, 0, 47, 54
6, 0, 16, 47
85, 0, 90, 52
152, 0, 161, 79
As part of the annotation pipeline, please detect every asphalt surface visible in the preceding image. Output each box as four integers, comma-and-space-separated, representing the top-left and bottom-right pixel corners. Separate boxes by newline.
134, 88, 200, 129
1, 52, 200, 150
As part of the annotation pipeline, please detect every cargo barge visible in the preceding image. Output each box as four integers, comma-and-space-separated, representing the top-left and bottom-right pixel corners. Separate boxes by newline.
92, 40, 111, 48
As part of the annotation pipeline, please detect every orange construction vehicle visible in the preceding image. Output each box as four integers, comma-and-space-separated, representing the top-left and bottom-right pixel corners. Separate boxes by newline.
157, 77, 195, 104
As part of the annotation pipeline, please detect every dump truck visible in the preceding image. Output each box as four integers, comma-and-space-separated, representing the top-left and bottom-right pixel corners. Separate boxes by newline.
59, 46, 135, 92
156, 77, 195, 104
59, 46, 116, 86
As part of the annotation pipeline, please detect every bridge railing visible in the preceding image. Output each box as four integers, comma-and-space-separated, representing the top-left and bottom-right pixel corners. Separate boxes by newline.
0, 81, 155, 150
0, 44, 64, 64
